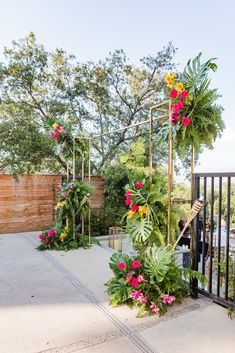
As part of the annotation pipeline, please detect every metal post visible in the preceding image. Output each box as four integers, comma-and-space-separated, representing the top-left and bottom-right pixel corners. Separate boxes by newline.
88, 139, 91, 244
81, 157, 85, 235
149, 107, 153, 183
167, 99, 173, 245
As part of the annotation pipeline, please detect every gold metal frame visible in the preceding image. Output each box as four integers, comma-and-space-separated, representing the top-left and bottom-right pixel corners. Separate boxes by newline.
70, 99, 194, 245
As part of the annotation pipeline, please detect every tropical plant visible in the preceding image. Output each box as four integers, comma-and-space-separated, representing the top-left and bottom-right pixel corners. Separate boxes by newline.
37, 228, 99, 251
55, 180, 94, 234
124, 176, 179, 250
176, 53, 224, 157
105, 249, 206, 317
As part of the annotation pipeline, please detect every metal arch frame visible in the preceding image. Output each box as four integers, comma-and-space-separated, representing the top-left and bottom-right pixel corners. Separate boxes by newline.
70, 99, 195, 245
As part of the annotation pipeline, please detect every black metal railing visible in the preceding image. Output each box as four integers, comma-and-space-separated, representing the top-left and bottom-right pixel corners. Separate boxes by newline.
192, 172, 235, 309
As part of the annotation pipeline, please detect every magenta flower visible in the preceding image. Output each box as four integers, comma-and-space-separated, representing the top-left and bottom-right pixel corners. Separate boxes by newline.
181, 117, 191, 126
49, 131, 55, 138
150, 301, 160, 313
125, 197, 131, 206
131, 204, 139, 212
132, 260, 141, 269
118, 262, 126, 270
180, 90, 188, 99
38, 234, 43, 240
170, 89, 178, 98
44, 238, 49, 245
172, 112, 179, 125
131, 278, 139, 288
135, 182, 143, 189
48, 229, 56, 237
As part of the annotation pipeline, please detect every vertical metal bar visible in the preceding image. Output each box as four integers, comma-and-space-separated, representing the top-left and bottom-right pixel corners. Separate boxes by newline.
202, 177, 207, 275
209, 177, 214, 294
225, 177, 231, 300
88, 139, 91, 244
149, 108, 153, 183
191, 145, 195, 206
191, 174, 200, 298
73, 138, 76, 181
217, 177, 222, 297
66, 162, 69, 182
167, 99, 172, 245
72, 138, 76, 239
81, 157, 85, 235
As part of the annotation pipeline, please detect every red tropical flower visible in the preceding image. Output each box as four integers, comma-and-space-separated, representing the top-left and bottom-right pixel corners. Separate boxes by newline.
181, 117, 191, 126
131, 204, 139, 212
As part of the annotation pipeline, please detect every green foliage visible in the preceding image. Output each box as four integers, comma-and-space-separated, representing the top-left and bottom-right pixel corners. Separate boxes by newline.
55, 180, 94, 233
37, 230, 99, 251
0, 33, 176, 175
176, 53, 224, 157
144, 246, 174, 283
105, 249, 207, 316
125, 175, 179, 249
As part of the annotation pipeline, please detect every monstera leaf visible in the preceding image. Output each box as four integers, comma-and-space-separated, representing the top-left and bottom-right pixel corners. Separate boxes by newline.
126, 218, 153, 243
109, 252, 129, 274
144, 245, 174, 283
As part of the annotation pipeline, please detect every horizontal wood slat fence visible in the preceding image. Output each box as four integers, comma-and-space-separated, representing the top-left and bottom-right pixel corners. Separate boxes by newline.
0, 175, 104, 234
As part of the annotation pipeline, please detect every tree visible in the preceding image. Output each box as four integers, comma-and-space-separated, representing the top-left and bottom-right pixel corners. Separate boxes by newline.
0, 32, 176, 174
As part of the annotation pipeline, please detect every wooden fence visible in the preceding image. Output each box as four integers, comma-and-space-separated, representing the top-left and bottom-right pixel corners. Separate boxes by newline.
0, 175, 104, 234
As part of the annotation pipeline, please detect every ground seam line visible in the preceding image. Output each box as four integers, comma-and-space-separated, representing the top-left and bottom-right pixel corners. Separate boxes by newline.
39, 248, 160, 353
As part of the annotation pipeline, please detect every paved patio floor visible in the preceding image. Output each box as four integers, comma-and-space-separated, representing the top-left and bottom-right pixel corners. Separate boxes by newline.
0, 232, 235, 353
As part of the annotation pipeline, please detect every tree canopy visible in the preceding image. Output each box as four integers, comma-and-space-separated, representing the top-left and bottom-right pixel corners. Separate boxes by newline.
0, 32, 176, 175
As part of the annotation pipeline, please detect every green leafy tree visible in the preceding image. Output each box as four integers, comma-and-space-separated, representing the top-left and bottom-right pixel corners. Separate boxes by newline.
0, 33, 176, 174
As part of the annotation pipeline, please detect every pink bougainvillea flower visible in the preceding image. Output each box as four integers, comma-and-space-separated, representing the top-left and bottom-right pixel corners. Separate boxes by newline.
180, 90, 188, 99
131, 204, 139, 212
161, 294, 176, 305
137, 293, 148, 303
130, 264, 134, 270
48, 229, 56, 237
135, 181, 143, 189
118, 262, 126, 270
181, 117, 191, 126
49, 131, 55, 138
125, 197, 131, 206
38, 234, 43, 240
131, 278, 139, 287
137, 275, 146, 283
125, 274, 133, 283
126, 190, 132, 196
170, 89, 178, 98
150, 301, 160, 313
132, 260, 141, 268
178, 100, 184, 109
44, 238, 49, 245
129, 289, 142, 299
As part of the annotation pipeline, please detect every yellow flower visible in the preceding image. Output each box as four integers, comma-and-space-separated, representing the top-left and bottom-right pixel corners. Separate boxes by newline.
175, 82, 184, 92
139, 206, 148, 217
167, 80, 174, 88
127, 210, 135, 219
52, 123, 59, 130
171, 72, 176, 79
57, 201, 65, 207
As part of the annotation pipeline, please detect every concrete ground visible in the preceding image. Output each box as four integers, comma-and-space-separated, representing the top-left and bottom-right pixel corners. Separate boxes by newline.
0, 232, 235, 353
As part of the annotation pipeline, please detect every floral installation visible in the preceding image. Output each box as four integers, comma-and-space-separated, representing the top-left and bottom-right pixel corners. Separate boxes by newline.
105, 250, 206, 317
165, 72, 191, 127
37, 179, 95, 251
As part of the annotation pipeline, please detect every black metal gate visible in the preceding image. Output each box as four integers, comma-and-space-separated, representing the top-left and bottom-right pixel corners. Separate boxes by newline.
192, 172, 235, 309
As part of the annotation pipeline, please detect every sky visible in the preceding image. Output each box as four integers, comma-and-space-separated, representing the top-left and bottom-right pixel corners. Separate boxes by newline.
0, 0, 234, 176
